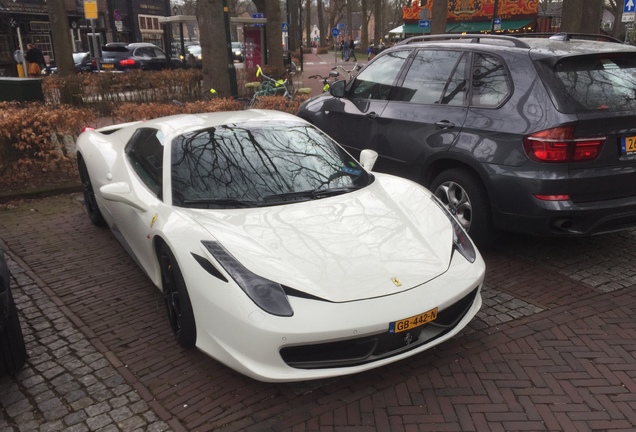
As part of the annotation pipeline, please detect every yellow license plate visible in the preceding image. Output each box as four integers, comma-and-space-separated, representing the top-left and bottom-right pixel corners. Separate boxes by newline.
622, 135, 636, 154
389, 307, 438, 333
102, 63, 114, 69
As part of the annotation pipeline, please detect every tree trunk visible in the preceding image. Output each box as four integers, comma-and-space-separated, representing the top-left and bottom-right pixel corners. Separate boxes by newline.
197, 0, 231, 96
580, 0, 602, 34
560, 0, 584, 33
373, 0, 382, 44
266, 1, 284, 69
47, 0, 75, 77
361, 0, 369, 46
317, 0, 325, 46
431, 0, 448, 35
305, 0, 312, 48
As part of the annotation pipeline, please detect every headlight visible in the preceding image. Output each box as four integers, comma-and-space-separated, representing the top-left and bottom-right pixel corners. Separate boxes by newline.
430, 196, 476, 263
202, 241, 293, 317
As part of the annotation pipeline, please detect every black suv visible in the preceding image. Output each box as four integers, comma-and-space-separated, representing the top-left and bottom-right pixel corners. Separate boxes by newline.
100, 42, 174, 72
297, 33, 636, 246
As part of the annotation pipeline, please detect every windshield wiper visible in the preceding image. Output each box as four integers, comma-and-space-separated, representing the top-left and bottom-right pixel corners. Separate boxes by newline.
181, 198, 259, 208
263, 186, 364, 204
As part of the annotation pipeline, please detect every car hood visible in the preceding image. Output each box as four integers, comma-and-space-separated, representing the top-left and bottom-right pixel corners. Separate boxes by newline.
185, 174, 454, 303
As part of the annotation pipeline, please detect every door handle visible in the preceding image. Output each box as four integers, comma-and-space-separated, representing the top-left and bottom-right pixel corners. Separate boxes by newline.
435, 120, 455, 129
366, 112, 379, 120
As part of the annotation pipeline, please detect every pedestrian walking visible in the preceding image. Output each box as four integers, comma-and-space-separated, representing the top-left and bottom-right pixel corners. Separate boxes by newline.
25, 43, 45, 77
339, 39, 345, 60
349, 38, 357, 61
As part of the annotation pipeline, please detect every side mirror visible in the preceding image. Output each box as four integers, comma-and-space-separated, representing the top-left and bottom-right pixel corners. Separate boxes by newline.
360, 149, 379, 171
100, 182, 148, 212
329, 79, 346, 98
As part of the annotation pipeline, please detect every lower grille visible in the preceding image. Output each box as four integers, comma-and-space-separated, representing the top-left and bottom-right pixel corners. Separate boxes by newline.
280, 287, 479, 369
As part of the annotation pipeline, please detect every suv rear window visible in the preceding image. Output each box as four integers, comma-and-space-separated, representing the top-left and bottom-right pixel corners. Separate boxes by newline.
537, 54, 636, 113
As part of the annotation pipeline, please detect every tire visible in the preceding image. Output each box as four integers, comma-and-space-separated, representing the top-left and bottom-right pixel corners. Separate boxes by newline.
0, 262, 27, 377
431, 168, 495, 248
158, 244, 196, 348
78, 156, 106, 226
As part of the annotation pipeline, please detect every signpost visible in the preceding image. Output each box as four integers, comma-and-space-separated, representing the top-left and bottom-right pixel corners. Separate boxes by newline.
623, 0, 635, 22
84, 0, 100, 71
331, 27, 340, 62
418, 20, 430, 30
493, 17, 502, 30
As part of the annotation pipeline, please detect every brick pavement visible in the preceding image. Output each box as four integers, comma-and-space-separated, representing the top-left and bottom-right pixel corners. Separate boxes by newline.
1, 194, 635, 431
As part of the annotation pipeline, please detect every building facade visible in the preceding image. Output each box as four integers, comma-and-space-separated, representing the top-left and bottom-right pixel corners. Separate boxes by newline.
0, 0, 172, 76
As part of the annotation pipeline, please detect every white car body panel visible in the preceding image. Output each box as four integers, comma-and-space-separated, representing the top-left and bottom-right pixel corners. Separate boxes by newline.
76, 110, 485, 382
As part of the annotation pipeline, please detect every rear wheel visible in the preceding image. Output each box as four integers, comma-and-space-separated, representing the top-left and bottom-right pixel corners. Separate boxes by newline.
158, 243, 196, 348
78, 156, 106, 226
431, 168, 495, 248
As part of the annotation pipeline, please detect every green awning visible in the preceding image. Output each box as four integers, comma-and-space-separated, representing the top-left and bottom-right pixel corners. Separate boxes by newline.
389, 19, 532, 35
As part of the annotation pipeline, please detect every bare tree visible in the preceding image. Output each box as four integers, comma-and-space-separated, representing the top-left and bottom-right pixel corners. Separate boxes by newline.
430, 0, 448, 35
253, 0, 284, 68
560, 0, 602, 33
317, 0, 325, 46
361, 0, 369, 46
197, 0, 231, 96
46, 0, 74, 76
305, 0, 312, 47
373, 0, 382, 43
605, 0, 625, 39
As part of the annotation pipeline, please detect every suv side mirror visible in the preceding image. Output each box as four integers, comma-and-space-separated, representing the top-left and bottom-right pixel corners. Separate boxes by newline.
329, 79, 346, 98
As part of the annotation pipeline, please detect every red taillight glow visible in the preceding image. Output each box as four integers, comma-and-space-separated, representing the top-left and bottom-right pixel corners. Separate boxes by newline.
119, 59, 136, 66
533, 194, 570, 201
523, 126, 605, 163
80, 127, 95, 133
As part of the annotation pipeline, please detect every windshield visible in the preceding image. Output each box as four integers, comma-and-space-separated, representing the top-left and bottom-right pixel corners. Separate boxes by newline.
537, 54, 636, 113
171, 121, 370, 208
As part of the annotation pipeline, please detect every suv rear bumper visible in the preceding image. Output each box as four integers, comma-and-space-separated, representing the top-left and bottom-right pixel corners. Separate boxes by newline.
492, 195, 636, 236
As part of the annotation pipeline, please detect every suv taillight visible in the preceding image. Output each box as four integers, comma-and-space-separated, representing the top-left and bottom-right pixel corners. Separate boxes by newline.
523, 126, 605, 163
119, 59, 136, 66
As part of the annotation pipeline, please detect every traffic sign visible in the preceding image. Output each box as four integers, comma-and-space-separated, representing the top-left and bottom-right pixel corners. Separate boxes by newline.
282, 22, 288, 32
625, 0, 635, 13
331, 27, 340, 37
84, 0, 97, 20
418, 20, 430, 28
337, 23, 345, 28
252, 13, 264, 18
494, 17, 502, 30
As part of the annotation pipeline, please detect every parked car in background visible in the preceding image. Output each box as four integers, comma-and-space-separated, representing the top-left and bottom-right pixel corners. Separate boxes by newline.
0, 248, 27, 376
99, 42, 175, 72
76, 109, 484, 382
41, 51, 94, 75
297, 33, 636, 247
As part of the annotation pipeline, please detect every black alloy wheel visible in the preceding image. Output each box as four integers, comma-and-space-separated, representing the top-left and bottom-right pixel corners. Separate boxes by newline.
159, 244, 196, 348
77, 156, 106, 226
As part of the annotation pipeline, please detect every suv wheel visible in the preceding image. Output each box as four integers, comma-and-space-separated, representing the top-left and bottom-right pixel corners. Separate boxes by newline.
431, 168, 494, 247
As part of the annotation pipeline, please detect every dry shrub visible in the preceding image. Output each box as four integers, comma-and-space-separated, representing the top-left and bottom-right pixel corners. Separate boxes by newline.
111, 97, 243, 122
253, 95, 310, 113
0, 102, 95, 191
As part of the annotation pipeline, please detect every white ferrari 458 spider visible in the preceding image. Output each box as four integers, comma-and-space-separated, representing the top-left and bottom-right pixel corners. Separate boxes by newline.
76, 109, 485, 382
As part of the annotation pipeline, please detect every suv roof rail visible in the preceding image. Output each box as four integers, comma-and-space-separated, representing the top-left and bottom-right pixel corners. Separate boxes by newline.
397, 34, 531, 48
517, 32, 623, 44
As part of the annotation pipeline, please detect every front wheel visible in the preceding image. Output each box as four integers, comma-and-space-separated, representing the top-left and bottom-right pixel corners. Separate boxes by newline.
78, 156, 106, 226
158, 244, 196, 348
431, 168, 495, 248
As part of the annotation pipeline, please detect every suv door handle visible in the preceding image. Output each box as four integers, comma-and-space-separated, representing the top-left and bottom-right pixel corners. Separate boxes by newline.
366, 112, 379, 119
435, 120, 455, 129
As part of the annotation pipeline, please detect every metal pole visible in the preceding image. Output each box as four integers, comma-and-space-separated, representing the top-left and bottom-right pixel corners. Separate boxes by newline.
16, 27, 28, 78
91, 19, 101, 71
299, 1, 303, 71
490, 0, 500, 34
222, 0, 238, 97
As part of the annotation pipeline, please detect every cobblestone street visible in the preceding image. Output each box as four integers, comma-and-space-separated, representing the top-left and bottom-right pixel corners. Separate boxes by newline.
1, 193, 635, 431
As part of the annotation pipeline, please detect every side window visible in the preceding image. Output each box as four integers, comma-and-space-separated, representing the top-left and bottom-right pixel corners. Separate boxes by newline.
135, 47, 153, 58
471, 53, 510, 107
153, 48, 167, 60
125, 128, 164, 197
350, 50, 409, 100
397, 50, 467, 105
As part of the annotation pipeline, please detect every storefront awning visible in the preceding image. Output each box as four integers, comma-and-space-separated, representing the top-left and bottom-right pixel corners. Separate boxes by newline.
389, 19, 533, 35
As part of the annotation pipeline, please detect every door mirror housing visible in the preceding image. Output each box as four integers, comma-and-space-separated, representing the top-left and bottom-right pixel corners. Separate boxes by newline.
329, 79, 346, 98
360, 149, 379, 171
